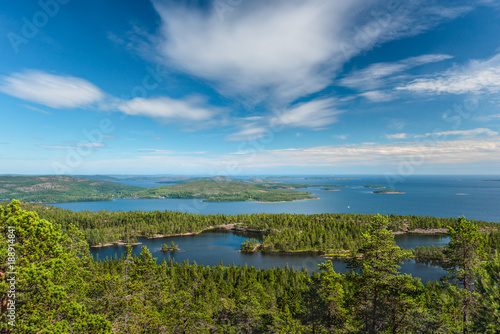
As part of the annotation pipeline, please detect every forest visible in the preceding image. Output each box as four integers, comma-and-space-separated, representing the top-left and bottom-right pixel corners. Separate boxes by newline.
0, 176, 315, 203
1, 200, 499, 333
9, 202, 500, 257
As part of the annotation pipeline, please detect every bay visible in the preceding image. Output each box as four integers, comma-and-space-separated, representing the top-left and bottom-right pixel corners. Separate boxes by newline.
90, 231, 449, 283
53, 175, 500, 222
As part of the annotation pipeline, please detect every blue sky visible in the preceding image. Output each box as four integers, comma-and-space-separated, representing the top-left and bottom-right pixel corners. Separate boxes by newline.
1, 0, 499, 175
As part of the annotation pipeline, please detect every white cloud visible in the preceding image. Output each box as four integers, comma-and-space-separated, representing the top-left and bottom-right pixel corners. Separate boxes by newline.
150, 0, 467, 105
340, 54, 453, 95
414, 128, 498, 138
397, 53, 500, 94
117, 96, 220, 123
334, 134, 349, 140
78, 142, 106, 148
272, 98, 342, 129
38, 142, 106, 150
39, 145, 78, 150
386, 133, 407, 139
225, 125, 269, 142
360, 90, 395, 102
226, 137, 500, 167
0, 70, 105, 109
225, 98, 342, 141
475, 113, 500, 122
20, 104, 53, 115
98, 134, 117, 139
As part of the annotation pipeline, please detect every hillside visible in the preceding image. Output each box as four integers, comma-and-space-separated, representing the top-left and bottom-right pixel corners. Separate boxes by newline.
133, 180, 315, 202
0, 175, 141, 203
0, 175, 316, 203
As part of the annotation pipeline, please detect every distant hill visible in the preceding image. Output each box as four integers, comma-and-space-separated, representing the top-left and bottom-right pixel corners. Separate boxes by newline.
0, 175, 140, 203
0, 175, 316, 203
134, 180, 315, 202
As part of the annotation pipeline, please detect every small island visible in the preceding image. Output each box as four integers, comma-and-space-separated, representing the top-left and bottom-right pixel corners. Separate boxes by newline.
320, 188, 340, 191
161, 241, 180, 251
363, 184, 386, 189
373, 190, 405, 194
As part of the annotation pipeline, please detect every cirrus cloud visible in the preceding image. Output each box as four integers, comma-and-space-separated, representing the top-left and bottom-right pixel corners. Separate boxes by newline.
0, 70, 105, 109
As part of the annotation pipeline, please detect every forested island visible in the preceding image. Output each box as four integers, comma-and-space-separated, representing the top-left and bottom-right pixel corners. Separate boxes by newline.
1, 200, 499, 333
0, 175, 316, 203
363, 184, 386, 189
374, 190, 405, 194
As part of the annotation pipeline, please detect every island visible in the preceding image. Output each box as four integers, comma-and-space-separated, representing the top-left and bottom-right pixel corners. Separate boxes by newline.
363, 184, 386, 189
373, 190, 405, 194
161, 241, 180, 251
320, 188, 340, 191
0, 175, 317, 203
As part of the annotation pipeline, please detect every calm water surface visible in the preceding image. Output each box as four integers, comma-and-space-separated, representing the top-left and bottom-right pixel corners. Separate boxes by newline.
90, 231, 449, 283
53, 175, 500, 222
52, 175, 497, 282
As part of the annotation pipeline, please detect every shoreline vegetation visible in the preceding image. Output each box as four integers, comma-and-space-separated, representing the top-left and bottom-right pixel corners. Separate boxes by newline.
0, 175, 319, 203
363, 184, 386, 189
4, 199, 499, 333
4, 201, 499, 260
161, 241, 180, 251
373, 190, 405, 194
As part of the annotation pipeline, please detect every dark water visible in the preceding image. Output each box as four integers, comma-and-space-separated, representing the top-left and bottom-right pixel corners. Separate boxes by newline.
90, 231, 449, 283
53, 175, 500, 222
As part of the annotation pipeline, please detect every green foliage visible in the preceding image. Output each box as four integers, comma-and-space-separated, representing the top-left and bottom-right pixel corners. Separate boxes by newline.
0, 176, 316, 203
347, 214, 421, 334
474, 251, 500, 333
1, 202, 499, 333
160, 241, 179, 251
0, 200, 111, 333
443, 216, 487, 334
240, 239, 259, 252
0, 175, 140, 203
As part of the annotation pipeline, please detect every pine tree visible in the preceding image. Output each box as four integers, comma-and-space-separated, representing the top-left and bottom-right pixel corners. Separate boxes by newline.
443, 216, 486, 334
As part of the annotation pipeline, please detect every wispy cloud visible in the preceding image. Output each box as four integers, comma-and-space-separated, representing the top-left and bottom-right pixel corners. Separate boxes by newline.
273, 98, 342, 129
386, 133, 408, 139
397, 53, 500, 94
225, 125, 269, 142
117, 96, 222, 124
38, 142, 106, 150
98, 134, 117, 139
0, 71, 105, 109
359, 91, 395, 102
414, 128, 498, 138
20, 104, 53, 115
149, 0, 467, 105
475, 113, 500, 122
340, 54, 454, 102
225, 98, 343, 141
340, 54, 453, 91
226, 137, 500, 167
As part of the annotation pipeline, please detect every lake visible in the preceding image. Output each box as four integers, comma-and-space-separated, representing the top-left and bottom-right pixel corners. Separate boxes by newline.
53, 175, 500, 222
90, 231, 450, 283
53, 175, 497, 282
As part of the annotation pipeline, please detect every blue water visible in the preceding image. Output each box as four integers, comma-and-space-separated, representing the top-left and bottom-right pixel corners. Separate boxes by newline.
53, 175, 500, 222
91, 231, 449, 283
